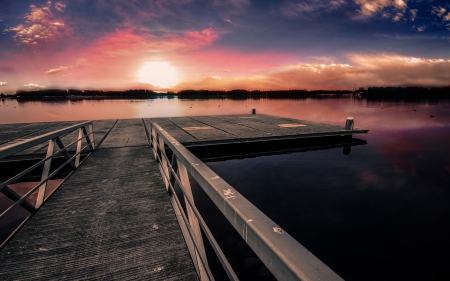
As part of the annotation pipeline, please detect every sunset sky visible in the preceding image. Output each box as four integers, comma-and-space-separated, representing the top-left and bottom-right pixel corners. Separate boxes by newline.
1, 0, 450, 94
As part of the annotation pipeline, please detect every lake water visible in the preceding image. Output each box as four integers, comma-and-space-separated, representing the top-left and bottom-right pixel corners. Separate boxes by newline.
1, 96, 450, 280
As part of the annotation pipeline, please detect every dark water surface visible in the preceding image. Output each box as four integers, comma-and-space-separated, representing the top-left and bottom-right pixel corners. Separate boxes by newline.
1, 97, 450, 280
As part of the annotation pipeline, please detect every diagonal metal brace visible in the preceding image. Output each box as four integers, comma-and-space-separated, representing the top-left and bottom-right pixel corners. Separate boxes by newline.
54, 137, 76, 170
82, 127, 95, 151
0, 181, 36, 213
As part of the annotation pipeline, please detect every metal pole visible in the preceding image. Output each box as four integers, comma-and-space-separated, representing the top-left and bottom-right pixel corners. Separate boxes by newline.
177, 159, 209, 281
75, 128, 83, 167
89, 123, 95, 150
151, 122, 344, 281
55, 137, 76, 170
36, 138, 55, 208
158, 135, 170, 190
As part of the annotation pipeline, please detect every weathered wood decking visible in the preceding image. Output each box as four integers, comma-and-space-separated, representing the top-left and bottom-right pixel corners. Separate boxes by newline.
147, 114, 367, 147
0, 114, 367, 280
0, 119, 198, 280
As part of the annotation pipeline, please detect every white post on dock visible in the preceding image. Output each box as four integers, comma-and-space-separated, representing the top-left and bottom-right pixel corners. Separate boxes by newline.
252, 108, 256, 114
345, 117, 354, 130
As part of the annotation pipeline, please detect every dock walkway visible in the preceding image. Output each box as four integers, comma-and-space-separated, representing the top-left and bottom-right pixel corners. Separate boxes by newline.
0, 119, 198, 280
0, 114, 367, 280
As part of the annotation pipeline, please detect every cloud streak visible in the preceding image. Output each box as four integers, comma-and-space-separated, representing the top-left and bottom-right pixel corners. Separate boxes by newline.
281, 0, 345, 17
24, 83, 46, 89
175, 53, 450, 90
45, 59, 88, 75
46, 66, 68, 75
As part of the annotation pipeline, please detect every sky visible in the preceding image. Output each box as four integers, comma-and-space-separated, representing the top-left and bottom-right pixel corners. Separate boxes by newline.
0, 0, 450, 93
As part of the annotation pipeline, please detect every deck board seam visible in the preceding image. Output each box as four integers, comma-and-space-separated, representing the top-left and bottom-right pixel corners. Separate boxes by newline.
95, 119, 118, 149
187, 116, 244, 140
164, 118, 199, 141
209, 115, 274, 134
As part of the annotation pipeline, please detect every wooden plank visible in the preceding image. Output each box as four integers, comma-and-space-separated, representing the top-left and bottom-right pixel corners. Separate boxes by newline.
0, 146, 198, 281
167, 117, 239, 142
190, 116, 270, 139
100, 119, 148, 148
211, 114, 363, 137
144, 118, 197, 144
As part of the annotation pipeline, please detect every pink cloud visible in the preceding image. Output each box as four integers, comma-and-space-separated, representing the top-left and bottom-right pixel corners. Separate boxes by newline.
180, 50, 296, 76
177, 28, 219, 46
36, 27, 221, 83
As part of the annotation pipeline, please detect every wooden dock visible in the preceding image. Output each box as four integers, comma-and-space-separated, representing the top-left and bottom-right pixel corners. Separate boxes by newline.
0, 119, 198, 280
147, 114, 367, 147
0, 114, 367, 280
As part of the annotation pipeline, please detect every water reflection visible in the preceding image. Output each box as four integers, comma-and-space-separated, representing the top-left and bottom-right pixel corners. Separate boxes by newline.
202, 124, 450, 281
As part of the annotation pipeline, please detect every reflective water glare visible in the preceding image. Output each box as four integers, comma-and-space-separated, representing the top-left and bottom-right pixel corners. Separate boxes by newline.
1, 96, 450, 280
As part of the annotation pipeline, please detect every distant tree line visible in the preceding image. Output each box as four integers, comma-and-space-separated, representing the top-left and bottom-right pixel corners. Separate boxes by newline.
177, 89, 353, 97
8, 86, 450, 100
13, 89, 159, 98
360, 87, 450, 99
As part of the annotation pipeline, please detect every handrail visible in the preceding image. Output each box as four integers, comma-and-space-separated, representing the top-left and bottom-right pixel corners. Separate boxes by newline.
0, 121, 93, 160
0, 141, 93, 219
152, 136, 239, 281
0, 131, 94, 190
150, 122, 344, 281
0, 121, 95, 249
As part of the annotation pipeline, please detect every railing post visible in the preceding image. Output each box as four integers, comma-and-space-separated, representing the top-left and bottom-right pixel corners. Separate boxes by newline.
177, 158, 209, 281
36, 138, 55, 208
54, 137, 76, 170
82, 126, 94, 151
151, 128, 158, 160
158, 135, 170, 190
168, 154, 200, 276
75, 128, 83, 167
89, 123, 95, 150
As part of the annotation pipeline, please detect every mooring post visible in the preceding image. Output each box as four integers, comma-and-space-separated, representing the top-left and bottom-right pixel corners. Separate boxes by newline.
252, 107, 256, 114
345, 117, 354, 130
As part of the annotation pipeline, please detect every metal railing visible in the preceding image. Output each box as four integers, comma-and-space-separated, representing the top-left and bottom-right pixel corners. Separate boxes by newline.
0, 121, 95, 248
149, 122, 344, 281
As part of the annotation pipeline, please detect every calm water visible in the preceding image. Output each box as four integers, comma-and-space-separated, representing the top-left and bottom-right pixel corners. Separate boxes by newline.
1, 96, 450, 280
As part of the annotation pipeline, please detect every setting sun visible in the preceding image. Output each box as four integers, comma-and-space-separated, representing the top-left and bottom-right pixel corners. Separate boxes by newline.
138, 61, 179, 88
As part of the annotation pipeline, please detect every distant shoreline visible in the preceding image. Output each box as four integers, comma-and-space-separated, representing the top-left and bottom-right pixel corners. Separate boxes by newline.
1, 87, 449, 100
